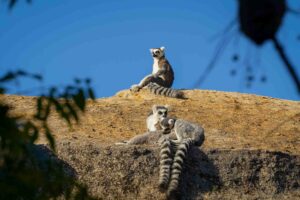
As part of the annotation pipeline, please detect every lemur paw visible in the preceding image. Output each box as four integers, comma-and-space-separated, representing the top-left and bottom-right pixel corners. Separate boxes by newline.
130, 85, 141, 92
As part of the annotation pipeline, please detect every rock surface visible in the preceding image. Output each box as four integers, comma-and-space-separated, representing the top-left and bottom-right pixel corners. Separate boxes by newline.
1, 89, 300, 199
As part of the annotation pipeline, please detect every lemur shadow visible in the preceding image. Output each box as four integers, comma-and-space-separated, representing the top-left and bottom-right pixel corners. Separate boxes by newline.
175, 147, 221, 200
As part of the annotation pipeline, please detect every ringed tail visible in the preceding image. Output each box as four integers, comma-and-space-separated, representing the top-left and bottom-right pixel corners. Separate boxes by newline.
158, 138, 173, 191
167, 138, 193, 197
147, 83, 184, 99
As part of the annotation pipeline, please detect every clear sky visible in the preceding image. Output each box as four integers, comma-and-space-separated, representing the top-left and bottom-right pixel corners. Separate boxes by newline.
0, 0, 299, 100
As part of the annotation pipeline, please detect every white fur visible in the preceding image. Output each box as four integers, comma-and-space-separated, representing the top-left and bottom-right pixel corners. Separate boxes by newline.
147, 115, 157, 131
147, 105, 169, 131
150, 46, 166, 74
152, 58, 159, 74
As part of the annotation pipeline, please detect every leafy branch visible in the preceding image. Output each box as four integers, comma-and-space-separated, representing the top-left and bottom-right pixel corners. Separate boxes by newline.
0, 70, 96, 199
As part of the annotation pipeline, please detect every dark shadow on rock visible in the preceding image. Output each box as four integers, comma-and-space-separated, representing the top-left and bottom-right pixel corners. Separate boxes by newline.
52, 140, 300, 200
173, 147, 221, 200
0, 144, 77, 199
30, 144, 78, 197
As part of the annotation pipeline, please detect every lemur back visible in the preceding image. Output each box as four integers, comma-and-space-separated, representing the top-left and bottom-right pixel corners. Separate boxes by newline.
171, 119, 205, 146
153, 54, 174, 88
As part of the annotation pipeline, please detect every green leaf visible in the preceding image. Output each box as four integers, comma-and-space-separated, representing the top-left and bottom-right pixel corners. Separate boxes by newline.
0, 87, 5, 94
65, 101, 79, 123
88, 88, 95, 100
85, 78, 91, 85
52, 98, 71, 126
74, 78, 81, 84
16, 70, 28, 76
73, 89, 85, 111
8, 0, 18, 10
0, 72, 15, 82
35, 97, 43, 119
49, 87, 57, 98
43, 100, 51, 120
45, 126, 55, 151
31, 74, 43, 81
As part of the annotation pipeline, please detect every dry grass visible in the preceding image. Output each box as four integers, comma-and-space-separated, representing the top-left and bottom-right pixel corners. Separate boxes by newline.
1, 89, 299, 154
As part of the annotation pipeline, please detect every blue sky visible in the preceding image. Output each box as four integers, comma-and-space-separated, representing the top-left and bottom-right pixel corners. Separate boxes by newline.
0, 0, 299, 100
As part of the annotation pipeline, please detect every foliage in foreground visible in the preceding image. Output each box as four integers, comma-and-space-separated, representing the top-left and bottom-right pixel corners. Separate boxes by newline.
0, 70, 96, 199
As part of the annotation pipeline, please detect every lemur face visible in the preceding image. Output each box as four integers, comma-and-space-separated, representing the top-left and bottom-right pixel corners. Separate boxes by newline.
152, 105, 168, 118
150, 47, 165, 59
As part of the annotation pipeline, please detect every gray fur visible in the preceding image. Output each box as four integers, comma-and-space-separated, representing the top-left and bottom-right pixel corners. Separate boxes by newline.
115, 113, 177, 146
115, 130, 172, 145
171, 119, 205, 146
125, 130, 165, 145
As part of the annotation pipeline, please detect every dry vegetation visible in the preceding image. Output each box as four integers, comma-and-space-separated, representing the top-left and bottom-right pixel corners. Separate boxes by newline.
2, 89, 299, 154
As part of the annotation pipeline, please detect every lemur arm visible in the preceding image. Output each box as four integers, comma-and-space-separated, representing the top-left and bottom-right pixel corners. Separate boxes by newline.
131, 74, 153, 91
131, 64, 167, 91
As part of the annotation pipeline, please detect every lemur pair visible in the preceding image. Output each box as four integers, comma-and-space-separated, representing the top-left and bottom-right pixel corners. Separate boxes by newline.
116, 105, 205, 199
131, 47, 184, 99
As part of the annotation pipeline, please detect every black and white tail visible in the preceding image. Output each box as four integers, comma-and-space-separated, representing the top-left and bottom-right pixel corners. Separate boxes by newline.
158, 138, 173, 191
147, 83, 184, 99
167, 138, 193, 197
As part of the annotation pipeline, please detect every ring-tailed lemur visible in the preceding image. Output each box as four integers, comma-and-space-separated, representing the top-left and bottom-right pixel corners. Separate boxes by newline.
159, 117, 205, 197
130, 47, 184, 99
115, 114, 177, 145
147, 105, 169, 131
115, 105, 174, 145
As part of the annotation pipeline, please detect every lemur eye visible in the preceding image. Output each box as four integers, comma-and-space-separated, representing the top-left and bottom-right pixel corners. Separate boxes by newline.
158, 111, 163, 115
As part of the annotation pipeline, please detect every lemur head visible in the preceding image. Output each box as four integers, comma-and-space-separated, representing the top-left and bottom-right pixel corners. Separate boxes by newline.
160, 117, 176, 132
150, 47, 165, 59
152, 104, 168, 119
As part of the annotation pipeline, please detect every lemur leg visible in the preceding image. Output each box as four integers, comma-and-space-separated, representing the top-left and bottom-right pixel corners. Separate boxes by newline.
131, 75, 165, 92
131, 75, 154, 92
115, 134, 147, 145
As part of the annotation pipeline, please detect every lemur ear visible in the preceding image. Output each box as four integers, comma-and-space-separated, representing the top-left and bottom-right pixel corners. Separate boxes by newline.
152, 105, 158, 111
168, 119, 175, 125
160, 46, 165, 51
165, 104, 171, 111
149, 48, 154, 53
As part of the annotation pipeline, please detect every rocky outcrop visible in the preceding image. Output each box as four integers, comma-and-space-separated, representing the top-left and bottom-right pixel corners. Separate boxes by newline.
2, 89, 300, 199
51, 140, 299, 200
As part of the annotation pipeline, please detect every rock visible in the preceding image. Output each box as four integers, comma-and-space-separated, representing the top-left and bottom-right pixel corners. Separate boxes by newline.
1, 89, 300, 199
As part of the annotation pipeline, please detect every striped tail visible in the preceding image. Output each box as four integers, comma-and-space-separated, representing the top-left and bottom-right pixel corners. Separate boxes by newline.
167, 138, 194, 198
147, 83, 184, 99
158, 138, 173, 191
